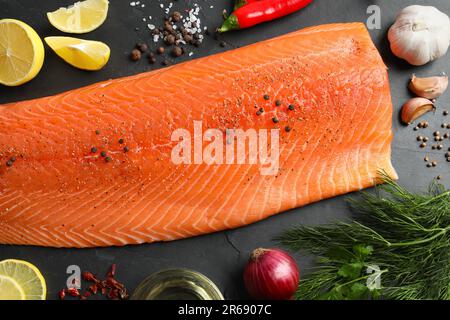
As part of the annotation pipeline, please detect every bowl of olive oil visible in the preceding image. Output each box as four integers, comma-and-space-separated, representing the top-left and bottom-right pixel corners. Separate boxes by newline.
131, 269, 224, 300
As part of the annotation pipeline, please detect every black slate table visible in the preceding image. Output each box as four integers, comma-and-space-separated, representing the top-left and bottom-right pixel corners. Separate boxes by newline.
0, 0, 449, 299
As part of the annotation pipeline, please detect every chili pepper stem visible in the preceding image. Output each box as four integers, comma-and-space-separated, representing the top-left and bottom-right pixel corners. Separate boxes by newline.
222, 9, 229, 20
218, 14, 240, 33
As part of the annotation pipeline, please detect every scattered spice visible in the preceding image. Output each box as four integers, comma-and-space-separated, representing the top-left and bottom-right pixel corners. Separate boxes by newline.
91, 147, 97, 153
263, 94, 270, 100
285, 126, 292, 132
118, 139, 124, 144
59, 264, 128, 300
136, 42, 148, 53
105, 157, 112, 163
272, 117, 279, 124
95, 130, 101, 135
172, 11, 182, 22
156, 46, 165, 54
444, 110, 449, 116
123, 146, 129, 153
130, 49, 142, 61
165, 34, 176, 45
100, 151, 107, 158
288, 105, 295, 111
67, 287, 80, 297
420, 143, 427, 148
171, 46, 183, 57
275, 100, 282, 107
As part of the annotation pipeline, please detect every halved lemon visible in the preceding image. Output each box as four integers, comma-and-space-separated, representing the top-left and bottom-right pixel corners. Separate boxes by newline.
45, 36, 110, 71
47, 0, 109, 34
0, 19, 45, 86
0, 275, 25, 300
0, 259, 46, 300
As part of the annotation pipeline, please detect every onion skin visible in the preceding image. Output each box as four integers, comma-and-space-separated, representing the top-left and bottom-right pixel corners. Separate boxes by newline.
243, 248, 300, 300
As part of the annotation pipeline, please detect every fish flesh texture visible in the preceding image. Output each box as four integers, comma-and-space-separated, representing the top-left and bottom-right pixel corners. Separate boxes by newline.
0, 23, 397, 247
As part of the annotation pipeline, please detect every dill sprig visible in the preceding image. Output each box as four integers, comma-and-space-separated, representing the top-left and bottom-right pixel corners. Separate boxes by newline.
276, 175, 450, 300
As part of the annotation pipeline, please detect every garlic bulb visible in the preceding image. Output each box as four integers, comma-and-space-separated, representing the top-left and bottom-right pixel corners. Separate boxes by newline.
388, 5, 450, 66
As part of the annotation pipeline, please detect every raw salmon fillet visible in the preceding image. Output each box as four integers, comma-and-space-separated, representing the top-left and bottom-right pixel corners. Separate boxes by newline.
0, 23, 397, 247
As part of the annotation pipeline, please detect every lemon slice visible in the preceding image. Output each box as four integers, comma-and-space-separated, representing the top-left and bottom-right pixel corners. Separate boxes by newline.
0, 259, 46, 300
45, 36, 110, 71
0, 275, 25, 300
0, 19, 45, 86
47, 0, 109, 34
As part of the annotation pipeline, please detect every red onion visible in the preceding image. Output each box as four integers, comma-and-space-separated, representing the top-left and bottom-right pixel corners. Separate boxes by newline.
243, 248, 299, 300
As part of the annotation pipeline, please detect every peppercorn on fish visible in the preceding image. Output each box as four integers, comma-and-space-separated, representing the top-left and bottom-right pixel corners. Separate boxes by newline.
0, 23, 397, 247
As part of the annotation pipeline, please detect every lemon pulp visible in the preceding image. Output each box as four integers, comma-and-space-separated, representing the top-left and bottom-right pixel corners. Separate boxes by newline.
0, 259, 46, 300
47, 0, 109, 34
0, 19, 45, 86
45, 36, 110, 71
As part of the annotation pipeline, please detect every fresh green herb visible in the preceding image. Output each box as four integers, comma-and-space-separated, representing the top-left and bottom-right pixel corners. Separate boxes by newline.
276, 174, 450, 300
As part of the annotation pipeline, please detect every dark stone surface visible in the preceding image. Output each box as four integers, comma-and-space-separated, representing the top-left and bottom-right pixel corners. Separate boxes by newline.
0, 0, 449, 299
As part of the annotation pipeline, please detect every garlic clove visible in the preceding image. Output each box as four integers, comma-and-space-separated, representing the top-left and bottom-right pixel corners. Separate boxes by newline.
409, 74, 449, 99
401, 97, 435, 125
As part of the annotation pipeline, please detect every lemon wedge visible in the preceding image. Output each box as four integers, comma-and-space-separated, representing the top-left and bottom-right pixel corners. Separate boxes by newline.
47, 0, 109, 34
0, 259, 46, 300
0, 19, 45, 86
45, 36, 110, 71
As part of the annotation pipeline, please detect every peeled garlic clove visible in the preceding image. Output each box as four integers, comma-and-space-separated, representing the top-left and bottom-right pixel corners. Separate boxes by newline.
401, 97, 435, 125
409, 74, 449, 99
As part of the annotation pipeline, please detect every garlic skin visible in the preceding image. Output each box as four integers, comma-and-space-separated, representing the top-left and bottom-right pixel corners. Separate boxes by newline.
388, 5, 450, 66
409, 74, 449, 99
401, 97, 435, 125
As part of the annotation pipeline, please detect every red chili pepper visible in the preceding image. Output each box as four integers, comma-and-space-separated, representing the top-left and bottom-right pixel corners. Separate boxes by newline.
219, 0, 314, 33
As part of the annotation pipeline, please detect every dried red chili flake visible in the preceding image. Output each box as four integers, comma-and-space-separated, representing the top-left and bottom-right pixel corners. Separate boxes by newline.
82, 271, 97, 282
119, 289, 129, 300
58, 289, 66, 300
59, 264, 128, 300
108, 288, 119, 300
107, 264, 116, 278
89, 284, 98, 295
67, 287, 80, 297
